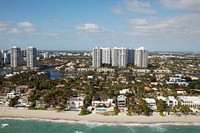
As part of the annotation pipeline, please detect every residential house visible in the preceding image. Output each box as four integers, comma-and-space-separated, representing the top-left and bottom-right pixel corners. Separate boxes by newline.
166, 77, 189, 86
67, 97, 84, 110
166, 96, 178, 107
144, 98, 157, 110
7, 91, 16, 99
92, 99, 114, 107
119, 89, 131, 95
117, 95, 126, 107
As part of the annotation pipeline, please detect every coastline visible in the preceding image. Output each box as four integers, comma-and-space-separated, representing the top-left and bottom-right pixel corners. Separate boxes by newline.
0, 107, 200, 125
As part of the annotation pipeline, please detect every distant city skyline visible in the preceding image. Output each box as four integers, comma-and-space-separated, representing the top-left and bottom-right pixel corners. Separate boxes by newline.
0, 0, 200, 51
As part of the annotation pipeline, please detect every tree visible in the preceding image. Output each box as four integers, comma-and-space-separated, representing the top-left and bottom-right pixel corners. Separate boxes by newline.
139, 99, 152, 116
9, 96, 19, 107
180, 105, 191, 115
79, 108, 91, 115
114, 106, 119, 115
157, 100, 166, 113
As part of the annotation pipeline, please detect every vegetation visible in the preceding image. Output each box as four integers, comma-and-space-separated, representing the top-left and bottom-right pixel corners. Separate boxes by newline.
79, 109, 91, 115
9, 96, 19, 107
1, 52, 200, 116
156, 100, 166, 113
114, 106, 119, 115
180, 106, 191, 115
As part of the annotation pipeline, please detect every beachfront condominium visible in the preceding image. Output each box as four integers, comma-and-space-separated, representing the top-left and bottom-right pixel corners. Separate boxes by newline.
111, 47, 130, 67
134, 47, 148, 68
102, 48, 111, 65
93, 47, 146, 68
10, 46, 21, 67
92, 47, 102, 68
27, 46, 37, 68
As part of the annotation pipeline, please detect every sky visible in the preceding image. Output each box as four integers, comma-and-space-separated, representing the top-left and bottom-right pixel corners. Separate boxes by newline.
0, 0, 200, 51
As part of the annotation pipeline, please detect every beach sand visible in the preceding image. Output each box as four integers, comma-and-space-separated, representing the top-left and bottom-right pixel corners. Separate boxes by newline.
0, 107, 200, 124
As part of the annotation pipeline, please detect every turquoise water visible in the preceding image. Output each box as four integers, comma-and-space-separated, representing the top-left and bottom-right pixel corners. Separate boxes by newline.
0, 119, 200, 133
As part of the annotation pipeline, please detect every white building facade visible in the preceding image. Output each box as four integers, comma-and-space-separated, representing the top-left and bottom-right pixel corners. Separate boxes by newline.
10, 46, 21, 67
178, 96, 200, 107
134, 47, 148, 68
144, 98, 157, 110
92, 47, 145, 68
92, 47, 102, 68
27, 46, 37, 68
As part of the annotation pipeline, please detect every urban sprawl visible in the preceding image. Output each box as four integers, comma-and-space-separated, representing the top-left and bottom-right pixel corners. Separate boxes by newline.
0, 46, 200, 116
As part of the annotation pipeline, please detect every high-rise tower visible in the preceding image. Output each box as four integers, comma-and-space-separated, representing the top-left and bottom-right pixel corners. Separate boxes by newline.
27, 46, 37, 68
92, 47, 102, 68
10, 46, 21, 67
134, 47, 148, 68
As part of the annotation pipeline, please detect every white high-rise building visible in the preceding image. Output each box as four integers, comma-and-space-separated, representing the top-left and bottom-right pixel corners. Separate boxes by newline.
111, 47, 120, 67
134, 47, 148, 68
92, 47, 102, 68
92, 47, 147, 68
111, 47, 131, 67
102, 48, 111, 65
119, 48, 128, 67
4, 52, 10, 64
10, 46, 21, 67
27, 46, 37, 68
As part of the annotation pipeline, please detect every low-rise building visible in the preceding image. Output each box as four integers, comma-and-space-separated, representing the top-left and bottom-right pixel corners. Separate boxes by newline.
96, 68, 115, 73
166, 77, 189, 86
144, 98, 157, 110
157, 96, 167, 101
178, 96, 200, 107
166, 96, 178, 107
132, 69, 151, 73
117, 95, 126, 107
7, 91, 16, 99
77, 68, 95, 72
119, 89, 131, 95
153, 69, 172, 74
67, 97, 84, 110
92, 99, 113, 107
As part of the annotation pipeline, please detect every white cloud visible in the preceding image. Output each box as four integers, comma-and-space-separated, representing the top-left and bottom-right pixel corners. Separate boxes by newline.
18, 21, 37, 33
112, 0, 156, 14
0, 21, 37, 35
161, 0, 200, 12
128, 19, 147, 25
0, 21, 9, 32
111, 5, 126, 15
127, 13, 200, 44
75, 23, 105, 32
9, 28, 21, 34
124, 0, 156, 14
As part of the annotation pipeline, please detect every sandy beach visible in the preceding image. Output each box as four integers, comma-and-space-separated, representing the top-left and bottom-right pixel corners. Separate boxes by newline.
0, 107, 200, 124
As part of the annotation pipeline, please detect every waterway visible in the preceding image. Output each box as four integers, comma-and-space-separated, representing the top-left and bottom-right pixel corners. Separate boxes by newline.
0, 67, 62, 80
0, 70, 7, 76
40, 67, 63, 80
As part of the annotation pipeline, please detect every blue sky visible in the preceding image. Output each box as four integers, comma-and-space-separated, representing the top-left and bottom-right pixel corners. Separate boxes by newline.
0, 0, 200, 51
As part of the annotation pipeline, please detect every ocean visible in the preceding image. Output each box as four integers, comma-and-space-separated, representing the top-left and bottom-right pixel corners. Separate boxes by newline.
0, 119, 200, 133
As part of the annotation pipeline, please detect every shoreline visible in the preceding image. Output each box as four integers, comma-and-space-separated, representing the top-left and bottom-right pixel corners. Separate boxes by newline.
0, 107, 200, 125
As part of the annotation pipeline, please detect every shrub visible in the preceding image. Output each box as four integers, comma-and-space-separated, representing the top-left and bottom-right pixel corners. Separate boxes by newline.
79, 109, 91, 115
159, 112, 165, 116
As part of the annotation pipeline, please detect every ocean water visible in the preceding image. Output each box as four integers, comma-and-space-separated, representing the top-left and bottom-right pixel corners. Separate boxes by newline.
0, 119, 200, 133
